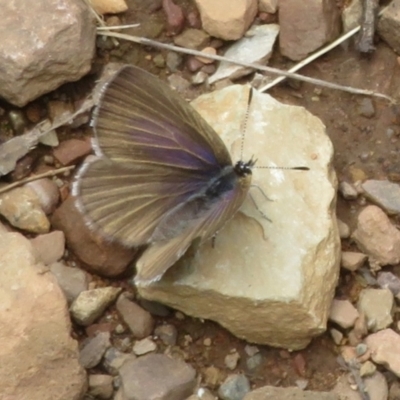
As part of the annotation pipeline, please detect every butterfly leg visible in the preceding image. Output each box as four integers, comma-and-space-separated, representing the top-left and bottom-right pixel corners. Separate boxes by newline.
248, 191, 272, 222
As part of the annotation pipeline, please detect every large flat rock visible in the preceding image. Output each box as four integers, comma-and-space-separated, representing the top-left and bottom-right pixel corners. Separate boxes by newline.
137, 85, 339, 350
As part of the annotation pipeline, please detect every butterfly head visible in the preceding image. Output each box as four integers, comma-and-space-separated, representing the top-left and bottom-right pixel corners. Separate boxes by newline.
234, 158, 256, 177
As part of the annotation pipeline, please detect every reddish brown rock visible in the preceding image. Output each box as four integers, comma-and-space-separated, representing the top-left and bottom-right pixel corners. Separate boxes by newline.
116, 294, 155, 339
51, 197, 137, 277
53, 138, 92, 166
279, 0, 341, 61
163, 0, 185, 35
352, 205, 400, 266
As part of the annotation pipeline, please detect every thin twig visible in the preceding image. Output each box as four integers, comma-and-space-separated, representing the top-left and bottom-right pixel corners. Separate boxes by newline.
97, 30, 395, 103
97, 24, 140, 30
0, 166, 76, 195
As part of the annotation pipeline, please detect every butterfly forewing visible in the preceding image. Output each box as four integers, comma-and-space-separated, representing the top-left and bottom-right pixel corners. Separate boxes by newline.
74, 65, 233, 246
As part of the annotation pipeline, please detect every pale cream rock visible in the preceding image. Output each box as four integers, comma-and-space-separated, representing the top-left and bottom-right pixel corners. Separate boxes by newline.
195, 0, 257, 40
137, 84, 340, 349
259, 0, 278, 13
88, 0, 128, 15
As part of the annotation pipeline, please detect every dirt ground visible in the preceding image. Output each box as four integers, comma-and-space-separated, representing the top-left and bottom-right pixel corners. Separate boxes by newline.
3, 1, 400, 395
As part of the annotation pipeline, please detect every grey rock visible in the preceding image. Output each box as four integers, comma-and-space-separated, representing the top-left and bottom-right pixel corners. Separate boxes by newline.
362, 180, 400, 215
0, 0, 95, 106
167, 74, 191, 94
88, 374, 114, 399
8, 110, 27, 134
116, 294, 154, 339
218, 374, 251, 400
358, 98, 375, 118
246, 353, 263, 371
377, 271, 400, 296
119, 354, 196, 400
209, 24, 279, 84
50, 262, 89, 304
166, 51, 183, 72
154, 324, 178, 346
70, 287, 122, 326
103, 347, 136, 376
79, 332, 111, 369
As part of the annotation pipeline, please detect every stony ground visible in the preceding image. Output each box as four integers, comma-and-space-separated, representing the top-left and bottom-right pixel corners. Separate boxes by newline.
2, 0, 400, 399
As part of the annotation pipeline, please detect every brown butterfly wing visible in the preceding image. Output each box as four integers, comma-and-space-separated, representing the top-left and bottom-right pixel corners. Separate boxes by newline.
73, 65, 233, 246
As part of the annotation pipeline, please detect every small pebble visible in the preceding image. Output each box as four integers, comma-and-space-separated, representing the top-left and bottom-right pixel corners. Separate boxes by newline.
154, 324, 178, 346
246, 353, 263, 371
357, 288, 394, 332
132, 337, 157, 356
359, 361, 376, 377
175, 311, 185, 320
224, 351, 240, 370
337, 219, 350, 239
79, 332, 111, 369
0, 186, 50, 233
88, 374, 114, 400
70, 287, 122, 326
166, 51, 183, 72
329, 299, 359, 329
356, 343, 368, 357
103, 347, 136, 376
330, 328, 343, 345
244, 345, 259, 357
116, 294, 155, 339
195, 47, 217, 64
153, 53, 165, 68
358, 98, 375, 118
203, 338, 212, 346
8, 110, 27, 133
341, 251, 367, 272
218, 374, 250, 400
192, 71, 208, 85
339, 181, 358, 200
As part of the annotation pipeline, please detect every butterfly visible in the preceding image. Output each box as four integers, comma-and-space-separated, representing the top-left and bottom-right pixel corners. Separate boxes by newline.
73, 65, 257, 283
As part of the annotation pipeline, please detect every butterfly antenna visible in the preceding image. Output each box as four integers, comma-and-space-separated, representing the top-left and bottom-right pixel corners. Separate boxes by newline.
256, 165, 310, 171
240, 87, 254, 161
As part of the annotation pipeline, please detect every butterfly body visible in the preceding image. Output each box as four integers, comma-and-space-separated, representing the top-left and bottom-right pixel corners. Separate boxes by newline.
73, 65, 253, 283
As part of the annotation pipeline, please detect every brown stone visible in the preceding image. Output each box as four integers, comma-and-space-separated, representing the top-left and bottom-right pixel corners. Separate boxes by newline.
51, 197, 137, 277
279, 0, 341, 61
